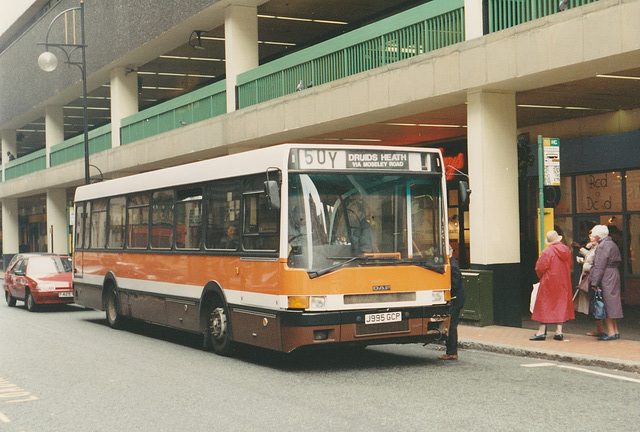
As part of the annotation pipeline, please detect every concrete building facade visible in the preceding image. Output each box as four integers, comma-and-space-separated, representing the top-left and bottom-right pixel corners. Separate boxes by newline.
1, 0, 639, 326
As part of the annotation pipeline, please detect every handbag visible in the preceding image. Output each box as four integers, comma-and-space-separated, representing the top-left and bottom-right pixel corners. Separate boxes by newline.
592, 289, 606, 320
530, 282, 539, 313
576, 276, 589, 293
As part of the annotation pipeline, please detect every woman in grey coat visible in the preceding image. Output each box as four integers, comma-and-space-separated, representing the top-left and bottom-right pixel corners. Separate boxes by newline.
589, 225, 623, 341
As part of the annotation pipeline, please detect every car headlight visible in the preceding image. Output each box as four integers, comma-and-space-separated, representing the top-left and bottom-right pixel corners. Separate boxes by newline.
35, 283, 56, 291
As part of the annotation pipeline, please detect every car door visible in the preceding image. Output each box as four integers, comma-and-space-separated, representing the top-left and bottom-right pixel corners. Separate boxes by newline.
10, 259, 28, 300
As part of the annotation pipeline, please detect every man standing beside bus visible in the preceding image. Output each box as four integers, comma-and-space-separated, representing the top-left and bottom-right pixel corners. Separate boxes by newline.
439, 246, 465, 360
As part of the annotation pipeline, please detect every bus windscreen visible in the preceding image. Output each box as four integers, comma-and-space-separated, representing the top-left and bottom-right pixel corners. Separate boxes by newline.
287, 173, 445, 275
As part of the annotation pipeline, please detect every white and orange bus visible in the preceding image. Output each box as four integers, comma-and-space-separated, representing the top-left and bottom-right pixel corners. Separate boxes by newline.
73, 144, 452, 355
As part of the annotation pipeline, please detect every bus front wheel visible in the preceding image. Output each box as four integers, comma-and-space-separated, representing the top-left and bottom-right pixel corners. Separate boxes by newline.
105, 288, 125, 329
206, 299, 232, 356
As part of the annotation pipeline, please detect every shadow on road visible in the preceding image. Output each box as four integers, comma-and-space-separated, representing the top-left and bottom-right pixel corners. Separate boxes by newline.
83, 313, 438, 370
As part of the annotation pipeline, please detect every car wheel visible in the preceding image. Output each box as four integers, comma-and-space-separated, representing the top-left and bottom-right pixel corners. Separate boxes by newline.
5, 290, 16, 307
26, 292, 37, 312
105, 287, 125, 329
205, 296, 232, 356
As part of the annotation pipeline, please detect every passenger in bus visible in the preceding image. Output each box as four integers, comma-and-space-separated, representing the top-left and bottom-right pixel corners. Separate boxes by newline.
219, 225, 240, 250
347, 198, 373, 254
439, 246, 465, 360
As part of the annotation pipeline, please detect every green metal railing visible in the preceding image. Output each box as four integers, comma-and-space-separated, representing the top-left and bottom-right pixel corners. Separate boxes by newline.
487, 0, 600, 32
237, 0, 464, 109
49, 123, 112, 167
120, 80, 226, 145
5, 148, 46, 180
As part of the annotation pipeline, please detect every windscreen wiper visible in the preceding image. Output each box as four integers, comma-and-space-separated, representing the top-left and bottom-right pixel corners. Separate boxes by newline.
308, 256, 362, 279
307, 253, 403, 278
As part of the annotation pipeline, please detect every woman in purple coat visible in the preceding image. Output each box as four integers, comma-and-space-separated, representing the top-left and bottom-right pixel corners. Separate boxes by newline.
589, 225, 623, 340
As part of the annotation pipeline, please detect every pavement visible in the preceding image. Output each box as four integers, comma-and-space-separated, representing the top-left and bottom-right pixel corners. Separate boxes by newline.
458, 324, 640, 373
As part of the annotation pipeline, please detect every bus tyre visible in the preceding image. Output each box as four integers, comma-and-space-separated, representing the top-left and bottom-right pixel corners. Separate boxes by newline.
206, 300, 232, 356
26, 292, 38, 312
5, 290, 16, 307
106, 288, 125, 329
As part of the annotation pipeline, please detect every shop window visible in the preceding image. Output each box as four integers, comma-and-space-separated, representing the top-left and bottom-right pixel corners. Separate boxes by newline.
555, 176, 573, 215
151, 189, 174, 249
176, 187, 202, 250
627, 215, 640, 275
127, 194, 149, 249
626, 169, 640, 211
107, 197, 126, 249
575, 171, 622, 214
554, 216, 573, 247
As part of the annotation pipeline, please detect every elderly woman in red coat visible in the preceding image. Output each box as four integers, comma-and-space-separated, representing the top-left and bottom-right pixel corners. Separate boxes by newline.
530, 230, 575, 341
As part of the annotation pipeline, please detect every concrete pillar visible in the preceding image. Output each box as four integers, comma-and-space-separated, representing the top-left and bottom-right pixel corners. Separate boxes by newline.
224, 4, 259, 113
110, 66, 139, 148
1, 129, 17, 182
2, 198, 19, 269
46, 189, 69, 254
464, 0, 484, 39
466, 89, 521, 326
45, 105, 64, 168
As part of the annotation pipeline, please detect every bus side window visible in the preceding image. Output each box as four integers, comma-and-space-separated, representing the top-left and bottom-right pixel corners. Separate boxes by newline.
204, 179, 241, 250
107, 196, 126, 249
176, 187, 203, 250
150, 189, 175, 249
127, 193, 149, 249
75, 203, 85, 250
90, 200, 108, 249
242, 191, 279, 251
83, 201, 91, 250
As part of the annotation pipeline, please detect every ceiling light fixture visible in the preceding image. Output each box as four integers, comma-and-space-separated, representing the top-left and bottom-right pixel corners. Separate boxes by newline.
596, 74, 640, 81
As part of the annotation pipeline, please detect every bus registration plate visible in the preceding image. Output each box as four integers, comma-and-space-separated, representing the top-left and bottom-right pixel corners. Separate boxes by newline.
364, 312, 402, 325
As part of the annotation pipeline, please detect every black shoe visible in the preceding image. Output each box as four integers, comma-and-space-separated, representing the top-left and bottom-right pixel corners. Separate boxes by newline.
597, 334, 617, 341
615, 334, 620, 339
553, 334, 563, 341
529, 334, 546, 341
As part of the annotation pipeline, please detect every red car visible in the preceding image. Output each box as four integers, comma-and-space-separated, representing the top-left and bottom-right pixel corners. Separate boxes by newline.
4, 254, 73, 311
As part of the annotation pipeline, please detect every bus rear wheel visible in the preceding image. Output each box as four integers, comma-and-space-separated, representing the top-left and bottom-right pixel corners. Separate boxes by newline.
206, 299, 232, 356
105, 288, 125, 329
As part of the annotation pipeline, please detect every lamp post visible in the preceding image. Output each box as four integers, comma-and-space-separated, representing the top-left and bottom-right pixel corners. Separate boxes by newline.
37, 0, 90, 185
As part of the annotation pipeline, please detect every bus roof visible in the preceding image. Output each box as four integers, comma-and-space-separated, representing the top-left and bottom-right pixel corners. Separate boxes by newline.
74, 144, 442, 202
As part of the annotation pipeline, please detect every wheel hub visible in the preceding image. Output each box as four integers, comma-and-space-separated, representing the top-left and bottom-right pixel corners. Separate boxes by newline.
210, 307, 227, 340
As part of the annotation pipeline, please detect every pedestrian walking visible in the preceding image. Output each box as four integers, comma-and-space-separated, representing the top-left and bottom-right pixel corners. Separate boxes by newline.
530, 230, 574, 341
439, 247, 465, 360
589, 224, 623, 340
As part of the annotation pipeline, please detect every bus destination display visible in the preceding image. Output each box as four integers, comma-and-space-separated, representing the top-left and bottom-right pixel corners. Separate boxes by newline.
294, 149, 424, 171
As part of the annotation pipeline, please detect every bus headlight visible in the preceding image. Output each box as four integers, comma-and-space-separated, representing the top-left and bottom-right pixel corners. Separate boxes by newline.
309, 296, 326, 309
431, 290, 445, 304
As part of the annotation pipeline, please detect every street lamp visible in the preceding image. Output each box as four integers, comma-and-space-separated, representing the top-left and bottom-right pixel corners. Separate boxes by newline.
37, 0, 90, 185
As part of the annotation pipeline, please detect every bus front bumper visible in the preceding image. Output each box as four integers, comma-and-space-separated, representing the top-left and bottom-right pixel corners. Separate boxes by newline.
278, 305, 450, 353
